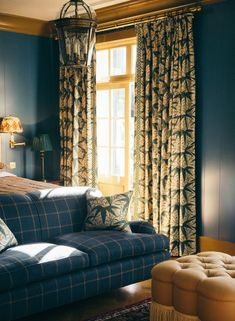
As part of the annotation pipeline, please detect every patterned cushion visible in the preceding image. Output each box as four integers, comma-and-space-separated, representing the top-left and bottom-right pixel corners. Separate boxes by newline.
0, 243, 89, 292
0, 194, 41, 244
0, 218, 18, 253
52, 230, 169, 267
85, 191, 132, 232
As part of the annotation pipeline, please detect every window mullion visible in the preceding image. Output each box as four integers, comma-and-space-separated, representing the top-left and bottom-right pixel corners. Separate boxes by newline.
126, 44, 132, 75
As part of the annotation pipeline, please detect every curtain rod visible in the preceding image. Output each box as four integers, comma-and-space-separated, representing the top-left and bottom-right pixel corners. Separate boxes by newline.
97, 4, 202, 33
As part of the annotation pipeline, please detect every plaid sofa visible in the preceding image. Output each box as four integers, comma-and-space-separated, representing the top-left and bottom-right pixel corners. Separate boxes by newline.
0, 187, 170, 321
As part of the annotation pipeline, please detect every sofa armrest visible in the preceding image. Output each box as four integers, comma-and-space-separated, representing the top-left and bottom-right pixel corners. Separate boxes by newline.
129, 220, 156, 234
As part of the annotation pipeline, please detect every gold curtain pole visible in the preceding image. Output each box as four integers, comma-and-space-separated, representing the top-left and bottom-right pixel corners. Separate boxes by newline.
97, 4, 202, 33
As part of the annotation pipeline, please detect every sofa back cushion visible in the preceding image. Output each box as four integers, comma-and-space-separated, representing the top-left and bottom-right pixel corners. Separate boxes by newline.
0, 194, 42, 244
29, 187, 93, 241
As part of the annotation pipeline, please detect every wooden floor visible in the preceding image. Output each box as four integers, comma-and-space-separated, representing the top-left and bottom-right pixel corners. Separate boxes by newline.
20, 280, 152, 321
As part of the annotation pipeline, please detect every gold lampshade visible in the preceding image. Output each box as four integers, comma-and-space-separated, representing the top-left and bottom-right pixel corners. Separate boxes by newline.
0, 116, 25, 149
0, 116, 23, 133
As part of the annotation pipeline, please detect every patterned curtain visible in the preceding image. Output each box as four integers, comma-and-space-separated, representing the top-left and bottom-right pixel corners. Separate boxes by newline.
133, 14, 196, 256
59, 61, 97, 187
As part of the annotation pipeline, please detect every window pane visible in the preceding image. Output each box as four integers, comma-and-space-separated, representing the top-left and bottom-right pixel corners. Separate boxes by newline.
98, 147, 109, 177
111, 148, 124, 176
129, 82, 135, 188
132, 45, 137, 74
97, 119, 109, 147
112, 119, 125, 147
97, 90, 109, 118
111, 88, 125, 118
96, 42, 137, 190
110, 47, 126, 76
97, 50, 109, 82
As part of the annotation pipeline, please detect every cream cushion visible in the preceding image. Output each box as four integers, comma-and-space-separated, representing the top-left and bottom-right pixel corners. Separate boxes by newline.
151, 252, 235, 321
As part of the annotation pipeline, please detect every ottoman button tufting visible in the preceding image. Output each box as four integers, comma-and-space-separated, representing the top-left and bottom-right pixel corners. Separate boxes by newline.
150, 251, 235, 321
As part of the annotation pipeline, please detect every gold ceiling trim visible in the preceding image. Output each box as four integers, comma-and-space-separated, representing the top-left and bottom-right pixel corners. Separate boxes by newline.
97, 3, 202, 33
96, 0, 225, 32
0, 0, 224, 37
0, 13, 52, 37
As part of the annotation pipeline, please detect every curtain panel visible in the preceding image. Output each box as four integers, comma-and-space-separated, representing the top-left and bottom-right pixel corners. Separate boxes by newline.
59, 63, 97, 187
134, 14, 196, 256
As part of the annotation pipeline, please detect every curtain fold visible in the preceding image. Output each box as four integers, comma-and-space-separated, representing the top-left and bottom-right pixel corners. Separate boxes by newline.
59, 60, 97, 187
133, 14, 196, 256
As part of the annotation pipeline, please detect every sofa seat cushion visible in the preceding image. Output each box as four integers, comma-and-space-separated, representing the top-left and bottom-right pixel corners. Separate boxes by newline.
52, 231, 169, 267
0, 242, 89, 292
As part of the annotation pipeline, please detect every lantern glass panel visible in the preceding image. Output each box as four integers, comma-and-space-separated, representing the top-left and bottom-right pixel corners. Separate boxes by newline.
54, 0, 97, 68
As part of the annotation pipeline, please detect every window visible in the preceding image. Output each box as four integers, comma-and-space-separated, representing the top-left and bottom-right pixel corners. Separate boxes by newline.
96, 39, 136, 195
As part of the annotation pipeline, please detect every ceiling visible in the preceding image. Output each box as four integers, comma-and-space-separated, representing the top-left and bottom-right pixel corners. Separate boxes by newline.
0, 0, 131, 21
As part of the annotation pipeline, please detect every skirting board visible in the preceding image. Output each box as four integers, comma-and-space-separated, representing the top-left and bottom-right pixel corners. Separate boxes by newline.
200, 236, 235, 255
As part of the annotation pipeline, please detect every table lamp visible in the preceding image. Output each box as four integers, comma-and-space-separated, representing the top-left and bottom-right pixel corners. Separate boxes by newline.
32, 134, 53, 182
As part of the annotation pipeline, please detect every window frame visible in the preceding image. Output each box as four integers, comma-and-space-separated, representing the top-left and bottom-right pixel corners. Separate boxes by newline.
96, 37, 136, 194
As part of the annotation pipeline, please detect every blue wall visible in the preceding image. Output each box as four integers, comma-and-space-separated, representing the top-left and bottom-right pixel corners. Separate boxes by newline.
195, 0, 235, 242
0, 31, 60, 180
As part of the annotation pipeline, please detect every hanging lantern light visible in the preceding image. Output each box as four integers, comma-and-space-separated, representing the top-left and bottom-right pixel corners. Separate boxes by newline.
54, 0, 97, 68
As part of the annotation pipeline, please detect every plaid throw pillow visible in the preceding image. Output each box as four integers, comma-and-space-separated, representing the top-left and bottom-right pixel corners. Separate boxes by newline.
85, 191, 132, 232
0, 218, 18, 252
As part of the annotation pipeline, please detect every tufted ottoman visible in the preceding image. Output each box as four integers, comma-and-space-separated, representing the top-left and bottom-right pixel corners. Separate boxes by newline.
150, 252, 235, 321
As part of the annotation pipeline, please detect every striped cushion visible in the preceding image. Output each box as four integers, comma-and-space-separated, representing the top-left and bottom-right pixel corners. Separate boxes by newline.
52, 230, 169, 267
0, 243, 89, 292
0, 194, 41, 244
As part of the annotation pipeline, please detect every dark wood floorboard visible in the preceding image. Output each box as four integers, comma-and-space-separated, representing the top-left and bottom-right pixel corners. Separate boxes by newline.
18, 279, 151, 321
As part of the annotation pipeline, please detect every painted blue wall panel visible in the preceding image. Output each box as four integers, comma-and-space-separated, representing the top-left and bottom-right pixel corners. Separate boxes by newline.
195, 0, 235, 242
0, 31, 59, 180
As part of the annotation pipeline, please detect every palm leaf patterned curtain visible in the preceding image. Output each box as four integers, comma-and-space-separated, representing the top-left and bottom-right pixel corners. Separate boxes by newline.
59, 62, 97, 187
133, 14, 196, 256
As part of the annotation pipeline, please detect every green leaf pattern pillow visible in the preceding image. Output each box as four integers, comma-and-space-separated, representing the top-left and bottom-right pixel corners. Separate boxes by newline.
85, 191, 132, 232
0, 218, 18, 253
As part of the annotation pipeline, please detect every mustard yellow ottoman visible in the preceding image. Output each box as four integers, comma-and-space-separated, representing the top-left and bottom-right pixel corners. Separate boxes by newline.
150, 252, 235, 321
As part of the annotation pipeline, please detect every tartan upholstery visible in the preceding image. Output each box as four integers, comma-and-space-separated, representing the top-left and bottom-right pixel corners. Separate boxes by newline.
52, 230, 169, 267
129, 220, 156, 234
0, 243, 89, 292
29, 187, 92, 240
0, 194, 41, 244
0, 187, 170, 321
0, 252, 170, 321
